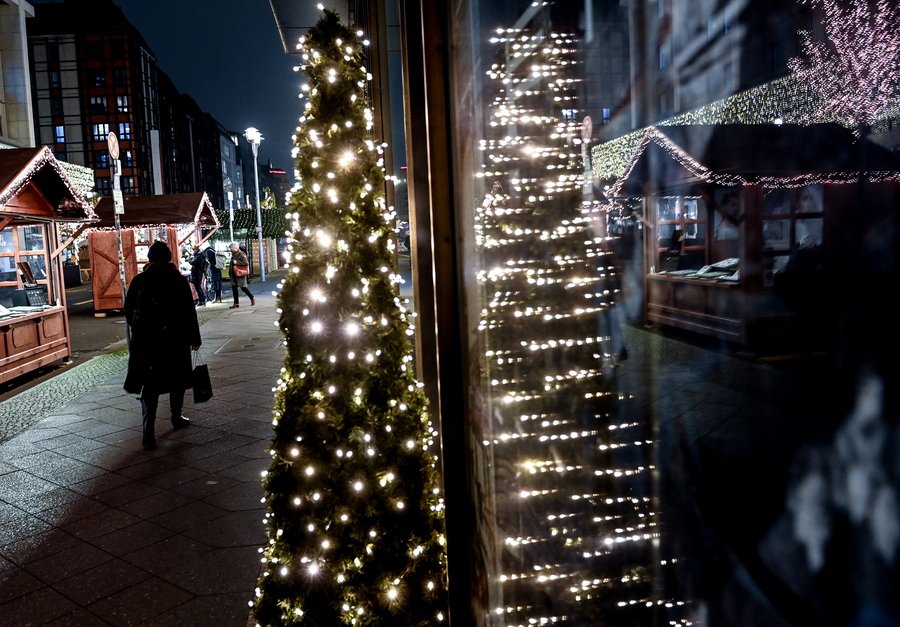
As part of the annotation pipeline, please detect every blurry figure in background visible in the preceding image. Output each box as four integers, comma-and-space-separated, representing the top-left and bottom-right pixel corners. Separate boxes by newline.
714, 190, 742, 241
795, 185, 824, 249
204, 245, 223, 303
123, 241, 201, 450
228, 241, 255, 309
797, 185, 822, 214
189, 246, 209, 306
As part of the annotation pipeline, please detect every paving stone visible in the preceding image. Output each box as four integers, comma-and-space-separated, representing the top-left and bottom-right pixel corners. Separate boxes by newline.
87, 576, 193, 625
54, 557, 152, 606
0, 586, 79, 625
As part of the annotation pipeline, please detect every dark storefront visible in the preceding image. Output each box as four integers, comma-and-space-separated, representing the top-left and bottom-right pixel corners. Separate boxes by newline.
264, 1, 900, 624
392, 1, 900, 626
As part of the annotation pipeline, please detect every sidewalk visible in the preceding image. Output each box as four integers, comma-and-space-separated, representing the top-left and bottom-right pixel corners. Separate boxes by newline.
0, 274, 284, 626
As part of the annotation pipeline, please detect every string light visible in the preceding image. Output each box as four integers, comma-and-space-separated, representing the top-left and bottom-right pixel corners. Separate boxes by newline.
789, 0, 900, 132
477, 15, 685, 627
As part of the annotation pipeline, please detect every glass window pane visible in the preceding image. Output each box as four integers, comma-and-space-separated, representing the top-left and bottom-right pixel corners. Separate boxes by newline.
17, 226, 45, 251
21, 254, 47, 281
0, 229, 14, 253
0, 256, 16, 282
438, 1, 900, 624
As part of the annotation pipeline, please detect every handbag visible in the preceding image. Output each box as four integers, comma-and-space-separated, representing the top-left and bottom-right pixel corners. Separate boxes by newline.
191, 351, 213, 403
232, 264, 250, 277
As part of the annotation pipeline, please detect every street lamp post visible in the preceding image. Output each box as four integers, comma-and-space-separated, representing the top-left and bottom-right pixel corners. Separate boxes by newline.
227, 191, 234, 243
243, 127, 266, 282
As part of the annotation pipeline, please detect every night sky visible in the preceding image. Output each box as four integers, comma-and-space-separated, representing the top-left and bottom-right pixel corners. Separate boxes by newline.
31, 0, 304, 173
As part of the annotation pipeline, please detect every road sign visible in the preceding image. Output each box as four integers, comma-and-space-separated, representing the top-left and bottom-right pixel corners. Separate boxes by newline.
581, 116, 593, 142
112, 189, 124, 215
107, 131, 119, 160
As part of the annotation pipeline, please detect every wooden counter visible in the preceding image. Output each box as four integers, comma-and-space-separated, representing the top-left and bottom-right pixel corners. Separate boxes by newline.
646, 274, 744, 342
0, 307, 70, 384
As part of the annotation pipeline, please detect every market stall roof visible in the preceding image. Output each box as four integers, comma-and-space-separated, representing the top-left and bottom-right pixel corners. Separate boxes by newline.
92, 192, 220, 229
610, 123, 900, 197
0, 146, 97, 223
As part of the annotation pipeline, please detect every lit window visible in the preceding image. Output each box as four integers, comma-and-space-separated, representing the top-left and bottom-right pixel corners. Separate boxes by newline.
92, 123, 110, 142
116, 95, 129, 113
54, 125, 65, 143
118, 122, 132, 140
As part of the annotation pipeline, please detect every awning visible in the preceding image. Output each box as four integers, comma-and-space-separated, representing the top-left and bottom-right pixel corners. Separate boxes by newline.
610, 123, 900, 197
0, 146, 97, 223
92, 191, 220, 229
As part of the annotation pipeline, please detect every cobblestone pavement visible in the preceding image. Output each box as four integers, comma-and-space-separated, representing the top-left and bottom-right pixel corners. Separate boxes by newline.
0, 302, 233, 445
0, 275, 284, 626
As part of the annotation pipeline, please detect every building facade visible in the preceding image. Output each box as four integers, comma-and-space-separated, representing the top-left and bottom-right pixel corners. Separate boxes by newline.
0, 0, 37, 148
27, 0, 239, 218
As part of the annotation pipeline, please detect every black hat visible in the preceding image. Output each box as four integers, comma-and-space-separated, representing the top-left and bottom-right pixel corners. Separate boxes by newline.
147, 241, 172, 263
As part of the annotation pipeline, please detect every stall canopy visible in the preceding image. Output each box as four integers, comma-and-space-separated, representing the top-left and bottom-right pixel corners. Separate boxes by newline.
0, 146, 96, 223
610, 123, 900, 197
92, 191, 220, 229
85, 192, 220, 311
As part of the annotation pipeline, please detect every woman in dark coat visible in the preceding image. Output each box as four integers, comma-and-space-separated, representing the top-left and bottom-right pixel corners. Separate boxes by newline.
124, 241, 202, 450
228, 241, 255, 309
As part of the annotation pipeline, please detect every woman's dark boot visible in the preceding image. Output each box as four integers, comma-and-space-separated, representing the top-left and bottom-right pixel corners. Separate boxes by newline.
141, 396, 157, 450
142, 416, 156, 450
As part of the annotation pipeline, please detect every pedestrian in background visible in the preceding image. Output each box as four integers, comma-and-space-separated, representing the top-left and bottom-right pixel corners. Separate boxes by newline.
123, 241, 201, 450
205, 245, 223, 303
228, 241, 255, 309
189, 246, 209, 306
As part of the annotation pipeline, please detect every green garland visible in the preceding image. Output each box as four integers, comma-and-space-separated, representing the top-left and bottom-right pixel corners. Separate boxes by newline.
215, 207, 288, 239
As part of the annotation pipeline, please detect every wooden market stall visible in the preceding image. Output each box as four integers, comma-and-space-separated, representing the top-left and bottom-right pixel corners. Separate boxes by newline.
82, 192, 219, 311
0, 146, 97, 384
609, 123, 900, 354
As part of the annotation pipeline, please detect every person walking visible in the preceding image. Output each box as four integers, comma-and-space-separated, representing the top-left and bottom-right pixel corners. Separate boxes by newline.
205, 245, 224, 303
228, 241, 255, 309
189, 246, 209, 306
123, 241, 202, 450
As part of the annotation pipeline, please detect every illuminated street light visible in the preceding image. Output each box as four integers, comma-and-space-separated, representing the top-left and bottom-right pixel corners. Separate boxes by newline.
243, 126, 266, 282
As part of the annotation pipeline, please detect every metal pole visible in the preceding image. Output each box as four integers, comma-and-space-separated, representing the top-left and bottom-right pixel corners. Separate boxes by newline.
111, 159, 130, 349
227, 191, 234, 243
251, 144, 266, 282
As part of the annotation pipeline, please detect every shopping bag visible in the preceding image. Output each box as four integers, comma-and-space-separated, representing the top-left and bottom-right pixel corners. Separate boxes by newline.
191, 352, 213, 403
232, 265, 250, 277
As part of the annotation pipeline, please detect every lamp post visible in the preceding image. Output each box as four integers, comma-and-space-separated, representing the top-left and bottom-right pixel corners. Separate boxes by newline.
227, 191, 234, 243
243, 127, 266, 282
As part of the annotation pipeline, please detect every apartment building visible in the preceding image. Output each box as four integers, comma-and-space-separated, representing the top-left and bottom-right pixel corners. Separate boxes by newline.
27, 0, 240, 215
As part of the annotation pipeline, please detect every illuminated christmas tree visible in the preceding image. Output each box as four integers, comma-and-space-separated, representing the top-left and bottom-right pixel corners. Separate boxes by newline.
251, 9, 447, 626
789, 0, 900, 132
475, 21, 674, 626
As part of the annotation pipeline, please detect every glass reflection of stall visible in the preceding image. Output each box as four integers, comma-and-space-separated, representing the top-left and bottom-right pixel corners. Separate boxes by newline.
654, 196, 707, 271
762, 184, 824, 287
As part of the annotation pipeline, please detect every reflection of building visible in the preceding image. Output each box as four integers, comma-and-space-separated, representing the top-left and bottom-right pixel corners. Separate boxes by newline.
628, 0, 811, 126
